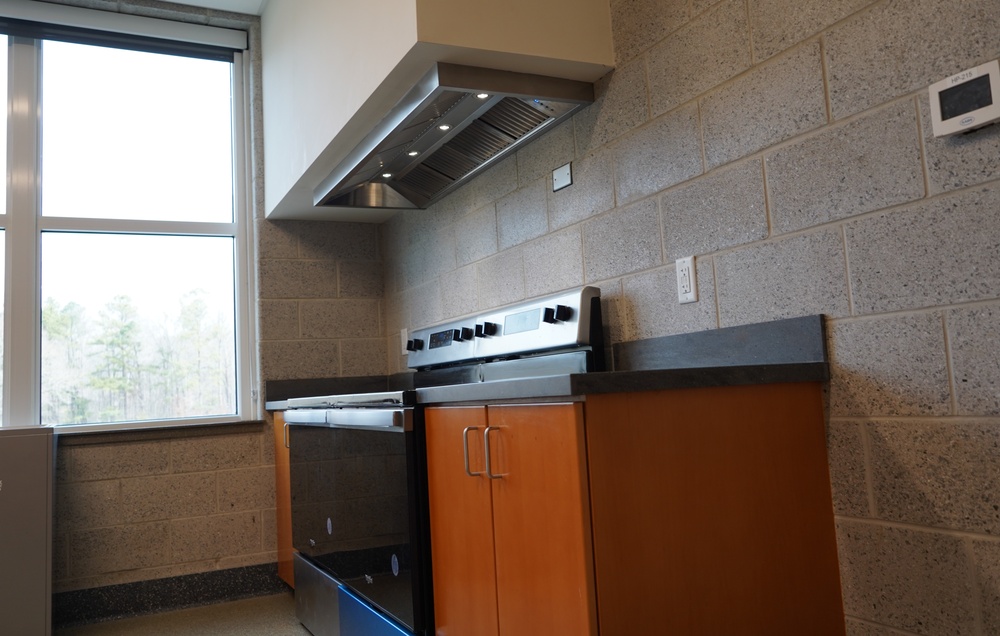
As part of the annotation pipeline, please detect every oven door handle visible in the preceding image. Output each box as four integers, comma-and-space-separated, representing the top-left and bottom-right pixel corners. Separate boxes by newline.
283, 408, 410, 432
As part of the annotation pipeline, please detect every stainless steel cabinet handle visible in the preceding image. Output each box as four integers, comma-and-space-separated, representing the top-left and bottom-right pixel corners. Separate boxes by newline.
283, 421, 290, 449
462, 426, 483, 477
484, 426, 505, 479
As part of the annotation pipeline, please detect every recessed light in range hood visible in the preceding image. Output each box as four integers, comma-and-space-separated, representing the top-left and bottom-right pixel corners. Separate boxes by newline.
312, 63, 594, 211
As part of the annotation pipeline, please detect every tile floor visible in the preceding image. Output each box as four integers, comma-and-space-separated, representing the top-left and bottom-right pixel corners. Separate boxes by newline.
54, 592, 313, 636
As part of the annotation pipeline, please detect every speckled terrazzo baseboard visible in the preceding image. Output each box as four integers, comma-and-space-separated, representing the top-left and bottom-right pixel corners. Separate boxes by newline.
52, 563, 289, 628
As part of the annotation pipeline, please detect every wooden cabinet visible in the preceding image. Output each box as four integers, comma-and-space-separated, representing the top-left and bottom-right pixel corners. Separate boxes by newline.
585, 382, 844, 635
425, 403, 597, 636
271, 411, 294, 587
426, 383, 845, 635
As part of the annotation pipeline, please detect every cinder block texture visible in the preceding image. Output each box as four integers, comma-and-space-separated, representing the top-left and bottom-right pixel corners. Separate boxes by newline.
701, 42, 827, 169
867, 419, 1000, 534
715, 228, 849, 327
750, 0, 871, 61
548, 150, 616, 230
660, 159, 767, 259
827, 314, 950, 417
583, 199, 664, 283
647, 0, 750, 117
621, 258, 718, 340
610, 0, 689, 64
836, 520, 979, 636
614, 104, 703, 206
497, 178, 548, 251
825, 0, 1000, 120
947, 304, 1000, 416
765, 99, 924, 234
573, 58, 649, 156
845, 184, 1000, 314
524, 228, 584, 298
825, 420, 869, 518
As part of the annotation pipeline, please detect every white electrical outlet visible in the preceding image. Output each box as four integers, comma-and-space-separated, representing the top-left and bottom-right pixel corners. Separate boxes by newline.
400, 329, 409, 356
676, 256, 697, 304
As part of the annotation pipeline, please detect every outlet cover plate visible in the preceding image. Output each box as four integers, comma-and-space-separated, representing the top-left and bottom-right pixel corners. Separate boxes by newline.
552, 163, 572, 191
676, 256, 697, 303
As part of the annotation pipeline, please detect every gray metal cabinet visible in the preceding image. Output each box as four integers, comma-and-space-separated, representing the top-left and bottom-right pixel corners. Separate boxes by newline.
0, 426, 53, 636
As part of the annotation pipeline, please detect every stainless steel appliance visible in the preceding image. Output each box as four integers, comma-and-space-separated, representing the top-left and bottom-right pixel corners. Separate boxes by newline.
313, 63, 594, 211
280, 286, 603, 636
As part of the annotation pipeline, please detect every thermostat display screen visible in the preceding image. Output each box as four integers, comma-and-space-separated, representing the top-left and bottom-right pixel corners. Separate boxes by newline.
940, 74, 993, 120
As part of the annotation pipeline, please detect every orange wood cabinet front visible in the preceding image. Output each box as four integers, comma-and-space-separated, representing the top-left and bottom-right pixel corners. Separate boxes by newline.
271, 411, 294, 587
425, 403, 597, 636
584, 382, 845, 636
425, 383, 845, 636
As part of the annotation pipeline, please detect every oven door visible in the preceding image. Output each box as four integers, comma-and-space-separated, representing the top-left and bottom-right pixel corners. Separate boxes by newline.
286, 407, 432, 635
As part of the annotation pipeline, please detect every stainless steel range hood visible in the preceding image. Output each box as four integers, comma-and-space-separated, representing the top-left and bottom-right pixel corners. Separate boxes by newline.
312, 63, 594, 210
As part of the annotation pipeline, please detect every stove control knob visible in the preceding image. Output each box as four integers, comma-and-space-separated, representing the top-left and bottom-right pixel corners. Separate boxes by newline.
406, 338, 424, 352
475, 322, 499, 338
543, 304, 573, 323
461, 327, 475, 341
452, 328, 464, 342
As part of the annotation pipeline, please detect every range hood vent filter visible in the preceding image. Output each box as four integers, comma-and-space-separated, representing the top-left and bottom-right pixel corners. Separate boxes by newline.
480, 96, 550, 138
313, 64, 594, 211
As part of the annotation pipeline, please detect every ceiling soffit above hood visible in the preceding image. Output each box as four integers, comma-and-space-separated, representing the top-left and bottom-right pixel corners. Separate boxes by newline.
313, 63, 594, 211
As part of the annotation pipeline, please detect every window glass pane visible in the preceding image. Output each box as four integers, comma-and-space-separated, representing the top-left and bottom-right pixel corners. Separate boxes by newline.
40, 42, 233, 222
40, 233, 236, 425
1, 35, 7, 216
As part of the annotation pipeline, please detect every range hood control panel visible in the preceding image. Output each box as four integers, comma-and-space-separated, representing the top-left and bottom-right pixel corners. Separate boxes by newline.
406, 287, 601, 370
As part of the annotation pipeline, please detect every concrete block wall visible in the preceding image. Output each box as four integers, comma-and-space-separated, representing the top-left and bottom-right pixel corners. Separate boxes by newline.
382, 0, 1000, 633
53, 424, 277, 592
257, 219, 386, 381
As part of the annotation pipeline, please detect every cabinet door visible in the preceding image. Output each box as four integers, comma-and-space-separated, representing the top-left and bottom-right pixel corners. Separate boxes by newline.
272, 412, 294, 587
585, 384, 844, 635
425, 407, 500, 636
488, 403, 597, 636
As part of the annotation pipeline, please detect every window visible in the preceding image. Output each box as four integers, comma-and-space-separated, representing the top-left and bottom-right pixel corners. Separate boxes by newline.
2, 9, 255, 430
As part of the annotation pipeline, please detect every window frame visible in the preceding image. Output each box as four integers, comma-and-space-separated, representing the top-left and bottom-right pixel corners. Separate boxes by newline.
1, 9, 258, 432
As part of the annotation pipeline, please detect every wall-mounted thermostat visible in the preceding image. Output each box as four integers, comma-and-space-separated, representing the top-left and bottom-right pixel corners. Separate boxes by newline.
929, 59, 999, 137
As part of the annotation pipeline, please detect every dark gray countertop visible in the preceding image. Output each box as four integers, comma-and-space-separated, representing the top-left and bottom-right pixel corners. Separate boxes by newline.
267, 315, 828, 409
415, 361, 827, 404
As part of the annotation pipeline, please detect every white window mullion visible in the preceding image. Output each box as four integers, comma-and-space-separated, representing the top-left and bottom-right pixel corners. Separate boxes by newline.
232, 51, 259, 419
37, 217, 239, 237
4, 36, 41, 427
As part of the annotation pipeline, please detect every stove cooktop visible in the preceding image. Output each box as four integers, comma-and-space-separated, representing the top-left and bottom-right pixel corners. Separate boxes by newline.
405, 286, 603, 371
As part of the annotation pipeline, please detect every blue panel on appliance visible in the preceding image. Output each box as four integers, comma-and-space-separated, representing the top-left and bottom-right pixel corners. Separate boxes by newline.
338, 586, 411, 636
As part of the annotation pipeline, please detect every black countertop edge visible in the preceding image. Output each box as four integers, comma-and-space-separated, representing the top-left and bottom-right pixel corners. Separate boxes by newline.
414, 362, 828, 405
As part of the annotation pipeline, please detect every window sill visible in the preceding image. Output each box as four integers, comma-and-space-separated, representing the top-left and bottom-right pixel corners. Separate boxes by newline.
52, 418, 266, 443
